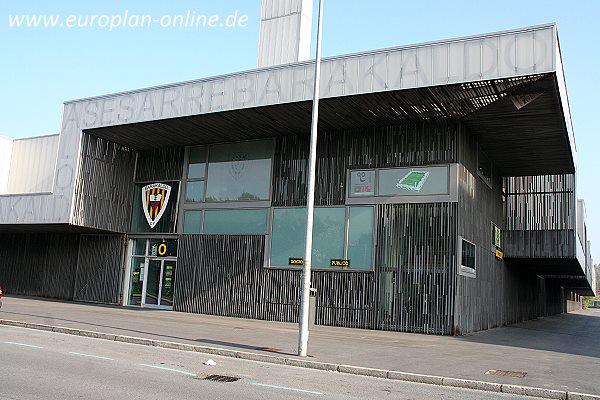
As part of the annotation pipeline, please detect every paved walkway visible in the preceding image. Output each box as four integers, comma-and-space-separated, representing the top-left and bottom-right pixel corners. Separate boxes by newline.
1, 296, 599, 395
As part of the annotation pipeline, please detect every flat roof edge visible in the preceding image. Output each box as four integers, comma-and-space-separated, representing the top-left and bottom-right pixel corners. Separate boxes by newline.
64, 23, 557, 105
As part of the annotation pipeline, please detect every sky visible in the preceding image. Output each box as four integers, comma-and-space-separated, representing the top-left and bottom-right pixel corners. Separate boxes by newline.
1, 0, 598, 257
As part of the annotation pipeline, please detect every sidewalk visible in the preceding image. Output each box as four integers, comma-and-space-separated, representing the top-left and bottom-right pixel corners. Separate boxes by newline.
1, 296, 598, 395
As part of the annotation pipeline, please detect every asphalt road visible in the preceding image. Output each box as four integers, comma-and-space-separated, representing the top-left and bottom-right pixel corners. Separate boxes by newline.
0, 325, 537, 400
5, 296, 600, 395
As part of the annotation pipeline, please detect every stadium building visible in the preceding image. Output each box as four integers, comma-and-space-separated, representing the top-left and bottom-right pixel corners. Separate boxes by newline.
0, 2, 594, 335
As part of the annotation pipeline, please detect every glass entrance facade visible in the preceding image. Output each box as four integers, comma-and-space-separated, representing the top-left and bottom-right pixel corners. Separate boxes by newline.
126, 238, 177, 310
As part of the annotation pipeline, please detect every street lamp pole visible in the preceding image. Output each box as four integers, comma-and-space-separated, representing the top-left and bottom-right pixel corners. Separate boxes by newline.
298, 0, 325, 357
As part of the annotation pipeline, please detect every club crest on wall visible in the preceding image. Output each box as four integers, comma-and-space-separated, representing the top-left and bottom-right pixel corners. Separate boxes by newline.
142, 183, 171, 228
230, 152, 247, 180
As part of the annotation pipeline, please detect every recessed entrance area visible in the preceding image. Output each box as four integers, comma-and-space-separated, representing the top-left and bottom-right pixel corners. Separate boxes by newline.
126, 238, 177, 310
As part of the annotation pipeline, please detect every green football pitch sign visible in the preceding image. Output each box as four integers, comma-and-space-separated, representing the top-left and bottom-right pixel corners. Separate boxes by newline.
397, 170, 430, 191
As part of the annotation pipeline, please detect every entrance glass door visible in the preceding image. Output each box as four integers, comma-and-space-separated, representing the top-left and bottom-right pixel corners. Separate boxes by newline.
144, 260, 162, 306
160, 261, 176, 307
127, 239, 178, 310
141, 260, 176, 309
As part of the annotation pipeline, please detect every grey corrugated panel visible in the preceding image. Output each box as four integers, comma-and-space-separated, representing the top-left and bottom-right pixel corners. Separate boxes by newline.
67, 25, 557, 119
0, 136, 13, 193
504, 174, 576, 259
257, 0, 309, 67
453, 127, 567, 334
73, 235, 126, 304
0, 232, 79, 300
376, 203, 456, 334
6, 135, 58, 194
272, 123, 458, 207
135, 147, 184, 182
71, 134, 137, 232
503, 230, 575, 258
175, 218, 455, 334
504, 174, 575, 230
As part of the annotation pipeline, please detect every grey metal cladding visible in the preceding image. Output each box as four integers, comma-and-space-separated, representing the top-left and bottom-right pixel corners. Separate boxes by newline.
0, 24, 561, 226
6, 135, 59, 194
272, 123, 458, 207
504, 174, 576, 258
63, 24, 557, 131
504, 230, 575, 258
176, 201, 456, 334
0, 136, 12, 193
135, 147, 184, 182
174, 235, 291, 320
257, 0, 313, 67
71, 134, 137, 232
452, 127, 570, 333
0, 233, 80, 300
505, 174, 575, 230
376, 203, 457, 334
73, 234, 126, 304
0, 115, 81, 224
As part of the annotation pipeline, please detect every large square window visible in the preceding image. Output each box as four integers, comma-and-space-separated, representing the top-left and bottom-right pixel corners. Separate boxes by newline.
185, 181, 205, 202
270, 208, 307, 266
183, 210, 202, 233
312, 208, 346, 268
347, 207, 374, 270
205, 140, 272, 202
188, 146, 207, 179
203, 209, 269, 234
269, 206, 374, 271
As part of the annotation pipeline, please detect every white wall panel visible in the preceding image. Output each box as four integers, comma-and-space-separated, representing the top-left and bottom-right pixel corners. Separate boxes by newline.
357, 56, 373, 94
481, 37, 499, 79
64, 24, 558, 132
417, 47, 432, 87
372, 53, 388, 92
464, 40, 481, 81
517, 31, 535, 75
431, 44, 449, 85
290, 66, 307, 101
498, 34, 517, 77
7, 135, 58, 194
448, 41, 465, 83
387, 51, 403, 88
535, 28, 554, 73
401, 48, 418, 89
0, 136, 13, 194
344, 57, 359, 95
257, 0, 313, 67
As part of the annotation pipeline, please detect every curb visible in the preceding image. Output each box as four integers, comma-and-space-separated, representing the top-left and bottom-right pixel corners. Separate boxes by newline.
1, 319, 598, 400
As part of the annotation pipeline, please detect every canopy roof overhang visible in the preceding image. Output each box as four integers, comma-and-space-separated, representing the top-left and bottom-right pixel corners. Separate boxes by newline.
506, 258, 594, 295
86, 72, 573, 176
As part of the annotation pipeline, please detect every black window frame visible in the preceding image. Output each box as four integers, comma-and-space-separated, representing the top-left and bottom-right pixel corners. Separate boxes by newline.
458, 236, 476, 278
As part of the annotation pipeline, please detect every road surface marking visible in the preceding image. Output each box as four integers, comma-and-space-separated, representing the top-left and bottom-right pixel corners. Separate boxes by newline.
252, 383, 322, 395
3, 341, 43, 349
69, 352, 114, 361
140, 363, 196, 376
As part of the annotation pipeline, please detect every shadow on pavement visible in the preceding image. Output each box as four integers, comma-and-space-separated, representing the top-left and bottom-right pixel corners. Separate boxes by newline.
458, 310, 600, 358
